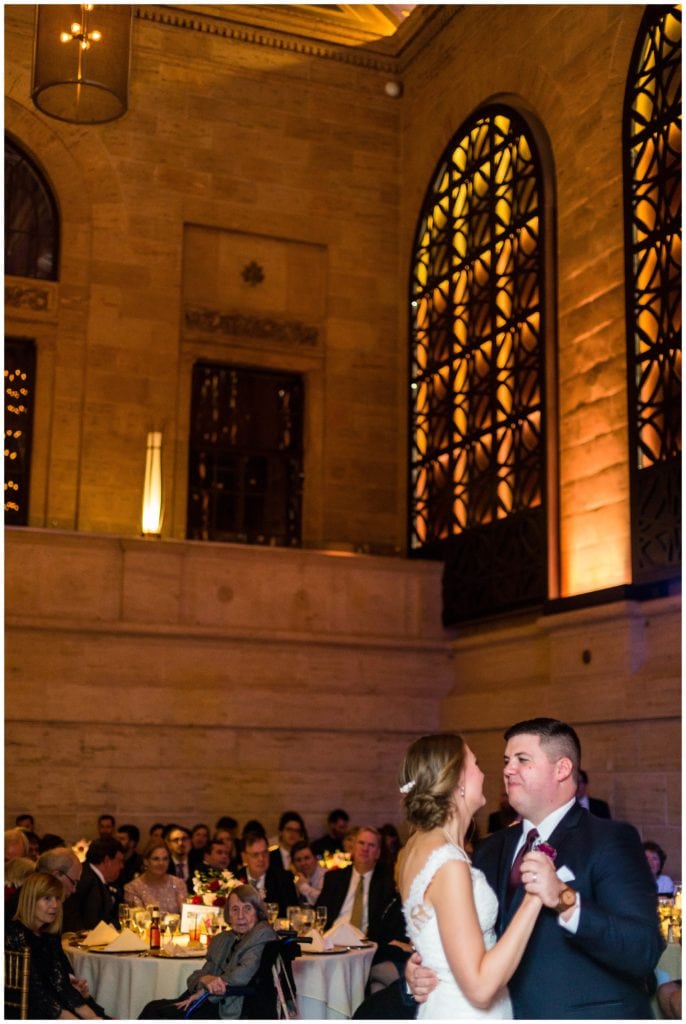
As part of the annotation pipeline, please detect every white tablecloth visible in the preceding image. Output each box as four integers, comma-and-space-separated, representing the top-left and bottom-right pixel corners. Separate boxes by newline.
66, 942, 376, 1020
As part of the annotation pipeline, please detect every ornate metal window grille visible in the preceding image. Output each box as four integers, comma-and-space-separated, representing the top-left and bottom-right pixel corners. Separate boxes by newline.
187, 362, 303, 546
5, 136, 59, 280
623, 5, 681, 585
409, 106, 547, 623
4, 337, 36, 526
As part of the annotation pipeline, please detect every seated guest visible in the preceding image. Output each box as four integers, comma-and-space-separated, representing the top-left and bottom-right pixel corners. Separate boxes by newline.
62, 835, 124, 931
576, 769, 611, 818
213, 829, 242, 875
317, 826, 410, 992
7, 845, 82, 922
97, 813, 116, 838
317, 826, 396, 939
644, 840, 675, 895
20, 829, 41, 861
5, 827, 29, 862
291, 840, 325, 906
139, 885, 278, 1019
188, 823, 211, 875
116, 824, 144, 888
15, 813, 35, 831
165, 824, 193, 889
193, 838, 231, 886
215, 816, 240, 855
487, 789, 519, 833
237, 830, 297, 916
6, 871, 105, 1019
124, 839, 187, 914
5, 856, 35, 903
149, 822, 166, 839
269, 811, 306, 872
378, 824, 403, 872
38, 832, 67, 854
311, 809, 350, 858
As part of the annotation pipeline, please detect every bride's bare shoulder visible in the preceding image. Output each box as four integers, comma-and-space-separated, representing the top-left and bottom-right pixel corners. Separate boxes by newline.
399, 829, 455, 898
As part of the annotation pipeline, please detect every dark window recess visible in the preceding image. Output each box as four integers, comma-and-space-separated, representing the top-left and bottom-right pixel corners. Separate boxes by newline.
187, 363, 303, 546
623, 4, 682, 585
5, 336, 36, 526
5, 136, 59, 280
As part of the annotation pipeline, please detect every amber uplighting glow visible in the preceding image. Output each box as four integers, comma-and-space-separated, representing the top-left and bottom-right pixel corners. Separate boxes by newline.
141, 432, 163, 537
410, 110, 543, 550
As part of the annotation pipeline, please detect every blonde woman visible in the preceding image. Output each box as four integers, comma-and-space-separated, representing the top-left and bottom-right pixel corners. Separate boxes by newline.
398, 733, 547, 1018
6, 871, 103, 1019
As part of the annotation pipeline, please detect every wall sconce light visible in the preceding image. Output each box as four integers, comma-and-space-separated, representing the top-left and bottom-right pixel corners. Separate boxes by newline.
31, 4, 132, 124
141, 431, 163, 537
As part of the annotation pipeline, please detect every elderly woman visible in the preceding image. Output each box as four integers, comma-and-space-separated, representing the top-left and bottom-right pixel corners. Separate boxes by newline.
6, 871, 103, 1019
139, 885, 278, 1019
124, 838, 187, 914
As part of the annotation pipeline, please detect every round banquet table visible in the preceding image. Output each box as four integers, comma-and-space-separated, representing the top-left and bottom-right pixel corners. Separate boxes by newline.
65, 941, 376, 1020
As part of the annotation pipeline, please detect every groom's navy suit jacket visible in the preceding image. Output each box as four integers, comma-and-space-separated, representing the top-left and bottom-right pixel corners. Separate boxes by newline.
473, 803, 663, 1019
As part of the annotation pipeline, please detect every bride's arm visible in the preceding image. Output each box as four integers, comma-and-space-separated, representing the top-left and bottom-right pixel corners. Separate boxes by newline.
431, 860, 542, 1009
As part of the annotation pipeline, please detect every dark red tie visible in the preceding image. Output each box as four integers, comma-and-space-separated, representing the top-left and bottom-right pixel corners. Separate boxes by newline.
507, 827, 539, 898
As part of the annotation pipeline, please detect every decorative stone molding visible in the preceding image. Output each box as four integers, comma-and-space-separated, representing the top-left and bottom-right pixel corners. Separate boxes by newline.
134, 5, 456, 71
184, 304, 319, 347
5, 278, 57, 318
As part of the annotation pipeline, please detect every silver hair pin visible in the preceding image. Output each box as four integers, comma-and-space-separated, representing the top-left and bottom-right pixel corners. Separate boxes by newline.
399, 780, 416, 794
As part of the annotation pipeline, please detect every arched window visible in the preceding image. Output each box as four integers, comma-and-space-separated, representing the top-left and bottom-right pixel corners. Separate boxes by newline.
5, 135, 59, 280
623, 5, 681, 587
409, 105, 548, 624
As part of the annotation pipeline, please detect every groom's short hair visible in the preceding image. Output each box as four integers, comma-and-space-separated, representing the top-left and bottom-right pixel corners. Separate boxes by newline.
504, 717, 581, 781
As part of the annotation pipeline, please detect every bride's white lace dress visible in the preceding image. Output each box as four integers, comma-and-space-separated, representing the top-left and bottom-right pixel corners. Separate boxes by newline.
403, 843, 513, 1019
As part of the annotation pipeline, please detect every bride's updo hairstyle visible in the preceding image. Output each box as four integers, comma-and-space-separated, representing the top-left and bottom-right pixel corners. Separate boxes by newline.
399, 733, 466, 830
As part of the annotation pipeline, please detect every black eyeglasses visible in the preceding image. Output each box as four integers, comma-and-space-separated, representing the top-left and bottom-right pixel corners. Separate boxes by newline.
60, 870, 80, 886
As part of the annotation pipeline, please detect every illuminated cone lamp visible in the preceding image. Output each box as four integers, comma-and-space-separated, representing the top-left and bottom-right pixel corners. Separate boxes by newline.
141, 432, 163, 537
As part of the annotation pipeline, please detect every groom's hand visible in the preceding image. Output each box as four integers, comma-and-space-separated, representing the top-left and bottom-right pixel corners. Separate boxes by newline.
521, 850, 563, 907
405, 950, 438, 1003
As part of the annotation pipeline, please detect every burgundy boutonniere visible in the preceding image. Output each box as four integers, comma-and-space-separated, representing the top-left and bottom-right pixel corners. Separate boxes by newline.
532, 839, 557, 862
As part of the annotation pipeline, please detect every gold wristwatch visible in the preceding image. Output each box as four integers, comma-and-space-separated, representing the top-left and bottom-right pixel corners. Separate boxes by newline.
555, 885, 576, 913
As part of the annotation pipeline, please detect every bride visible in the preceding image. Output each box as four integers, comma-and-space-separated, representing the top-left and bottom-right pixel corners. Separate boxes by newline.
398, 733, 544, 1019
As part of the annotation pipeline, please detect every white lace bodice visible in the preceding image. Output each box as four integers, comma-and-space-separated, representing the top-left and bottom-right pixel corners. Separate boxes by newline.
403, 843, 512, 1019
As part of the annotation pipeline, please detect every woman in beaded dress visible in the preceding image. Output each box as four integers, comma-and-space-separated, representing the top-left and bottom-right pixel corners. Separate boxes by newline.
123, 838, 186, 914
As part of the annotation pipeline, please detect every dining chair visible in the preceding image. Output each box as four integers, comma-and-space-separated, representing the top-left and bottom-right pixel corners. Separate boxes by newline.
4, 947, 30, 1019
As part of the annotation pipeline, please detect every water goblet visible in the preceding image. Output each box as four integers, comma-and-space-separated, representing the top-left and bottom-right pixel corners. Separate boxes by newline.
299, 907, 315, 934
287, 906, 301, 932
315, 907, 327, 933
265, 902, 279, 926
118, 905, 131, 931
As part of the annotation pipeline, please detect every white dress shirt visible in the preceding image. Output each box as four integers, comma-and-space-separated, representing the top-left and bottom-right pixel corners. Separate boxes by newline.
513, 797, 580, 933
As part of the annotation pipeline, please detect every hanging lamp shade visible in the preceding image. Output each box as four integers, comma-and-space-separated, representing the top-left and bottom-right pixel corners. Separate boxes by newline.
31, 5, 132, 124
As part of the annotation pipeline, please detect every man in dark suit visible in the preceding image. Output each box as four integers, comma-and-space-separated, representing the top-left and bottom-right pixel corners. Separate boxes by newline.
317, 826, 398, 942
62, 835, 124, 932
237, 829, 297, 916
268, 810, 306, 873
408, 718, 663, 1019
576, 768, 612, 818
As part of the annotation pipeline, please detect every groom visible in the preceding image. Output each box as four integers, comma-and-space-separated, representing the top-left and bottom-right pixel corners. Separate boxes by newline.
408, 717, 663, 1019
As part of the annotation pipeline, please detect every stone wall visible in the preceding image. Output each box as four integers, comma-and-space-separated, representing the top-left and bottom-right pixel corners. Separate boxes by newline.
4, 6, 680, 873
5, 527, 453, 840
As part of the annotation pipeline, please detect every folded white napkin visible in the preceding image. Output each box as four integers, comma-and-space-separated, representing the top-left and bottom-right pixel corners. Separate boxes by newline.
159, 941, 206, 958
82, 921, 119, 946
103, 928, 148, 952
303, 928, 324, 952
323, 921, 366, 949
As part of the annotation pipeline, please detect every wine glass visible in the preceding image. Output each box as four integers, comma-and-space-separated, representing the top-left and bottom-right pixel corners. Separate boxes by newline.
287, 906, 301, 932
315, 907, 327, 933
118, 905, 131, 931
265, 903, 279, 926
164, 913, 180, 941
299, 907, 315, 934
